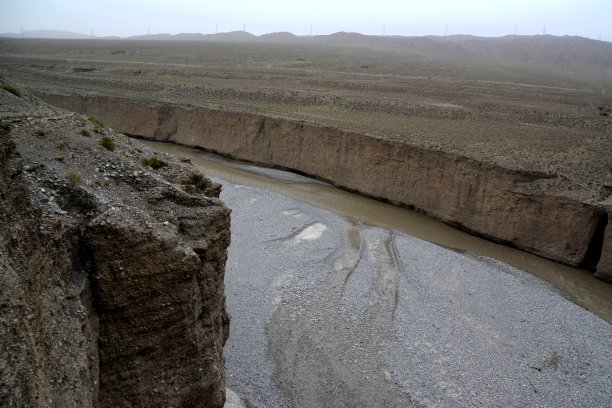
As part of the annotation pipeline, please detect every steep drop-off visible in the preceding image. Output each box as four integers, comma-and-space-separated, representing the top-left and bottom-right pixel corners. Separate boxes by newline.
37, 92, 607, 272
0, 89, 230, 407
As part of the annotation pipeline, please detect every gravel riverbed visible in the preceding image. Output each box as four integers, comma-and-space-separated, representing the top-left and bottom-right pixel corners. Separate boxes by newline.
219, 178, 612, 408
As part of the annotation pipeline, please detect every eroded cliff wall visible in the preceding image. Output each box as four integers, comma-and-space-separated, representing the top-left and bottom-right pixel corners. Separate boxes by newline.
0, 89, 230, 407
594, 207, 612, 282
38, 92, 605, 270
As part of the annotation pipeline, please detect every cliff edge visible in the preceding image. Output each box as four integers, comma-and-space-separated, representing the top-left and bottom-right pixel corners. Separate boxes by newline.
0, 86, 231, 407
36, 92, 609, 273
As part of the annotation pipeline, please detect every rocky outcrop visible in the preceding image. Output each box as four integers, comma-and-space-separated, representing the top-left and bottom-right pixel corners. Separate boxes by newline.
0, 89, 230, 407
38, 92, 605, 270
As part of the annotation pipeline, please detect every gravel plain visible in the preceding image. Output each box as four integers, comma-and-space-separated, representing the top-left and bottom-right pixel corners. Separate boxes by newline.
218, 176, 612, 408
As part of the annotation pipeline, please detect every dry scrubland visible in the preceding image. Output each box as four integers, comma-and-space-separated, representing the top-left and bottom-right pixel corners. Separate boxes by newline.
1, 35, 611, 203
1, 35, 612, 273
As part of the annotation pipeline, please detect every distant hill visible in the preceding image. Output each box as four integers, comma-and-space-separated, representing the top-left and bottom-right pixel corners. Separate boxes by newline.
0, 30, 91, 39
127, 31, 257, 42
259, 32, 298, 42
1, 29, 610, 72
306, 33, 612, 72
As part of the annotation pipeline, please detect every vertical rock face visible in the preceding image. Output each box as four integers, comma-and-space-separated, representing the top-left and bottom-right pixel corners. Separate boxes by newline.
0, 89, 230, 407
594, 207, 612, 282
38, 93, 604, 270
0, 124, 100, 407
89, 194, 230, 407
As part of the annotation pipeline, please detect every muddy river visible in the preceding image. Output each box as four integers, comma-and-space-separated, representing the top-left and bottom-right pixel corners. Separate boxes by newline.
142, 140, 612, 323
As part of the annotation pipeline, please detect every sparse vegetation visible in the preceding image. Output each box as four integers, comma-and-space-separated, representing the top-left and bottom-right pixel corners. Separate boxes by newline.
56, 141, 67, 149
87, 115, 105, 128
55, 156, 65, 162
92, 179, 111, 187
66, 169, 82, 184
34, 128, 46, 137
26, 163, 44, 172
182, 184, 195, 193
80, 128, 90, 137
94, 126, 103, 134
100, 136, 115, 151
1, 83, 21, 97
190, 171, 204, 186
143, 156, 167, 170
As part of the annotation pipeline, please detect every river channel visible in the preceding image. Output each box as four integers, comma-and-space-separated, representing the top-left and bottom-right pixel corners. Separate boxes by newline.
142, 139, 612, 408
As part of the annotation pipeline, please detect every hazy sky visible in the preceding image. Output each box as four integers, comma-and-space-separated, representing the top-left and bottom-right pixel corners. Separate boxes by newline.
1, 0, 611, 40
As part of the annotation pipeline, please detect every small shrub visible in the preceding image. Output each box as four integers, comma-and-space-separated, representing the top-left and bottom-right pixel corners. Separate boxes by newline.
94, 126, 103, 134
80, 128, 90, 137
100, 136, 115, 151
26, 163, 44, 172
142, 156, 167, 170
56, 141, 66, 149
54, 156, 65, 162
34, 128, 46, 137
182, 184, 195, 193
190, 171, 204, 186
26, 93, 38, 103
87, 115, 105, 128
92, 179, 110, 187
67, 169, 82, 184
1, 83, 21, 97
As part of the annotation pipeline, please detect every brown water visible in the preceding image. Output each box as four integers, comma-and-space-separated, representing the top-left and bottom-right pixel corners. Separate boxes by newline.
142, 139, 612, 324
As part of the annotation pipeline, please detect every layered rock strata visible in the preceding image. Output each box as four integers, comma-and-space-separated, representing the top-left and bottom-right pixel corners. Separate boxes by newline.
0, 89, 230, 407
38, 92, 606, 272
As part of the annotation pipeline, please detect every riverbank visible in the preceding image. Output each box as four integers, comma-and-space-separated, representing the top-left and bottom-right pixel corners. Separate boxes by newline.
143, 139, 612, 324
187, 144, 612, 407
35, 92, 610, 276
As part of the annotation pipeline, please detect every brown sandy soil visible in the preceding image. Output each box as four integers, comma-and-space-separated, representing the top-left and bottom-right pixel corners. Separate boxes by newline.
0, 36, 611, 204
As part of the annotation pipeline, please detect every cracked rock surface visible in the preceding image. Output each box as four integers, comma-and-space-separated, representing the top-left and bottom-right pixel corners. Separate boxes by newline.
0, 87, 230, 407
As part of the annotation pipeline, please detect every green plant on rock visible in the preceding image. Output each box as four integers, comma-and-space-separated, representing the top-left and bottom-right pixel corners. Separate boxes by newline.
67, 169, 82, 184
26, 163, 44, 173
34, 128, 46, 137
1, 83, 21, 97
100, 136, 115, 151
142, 156, 167, 170
80, 128, 90, 137
190, 171, 204, 186
87, 115, 105, 128
182, 184, 195, 193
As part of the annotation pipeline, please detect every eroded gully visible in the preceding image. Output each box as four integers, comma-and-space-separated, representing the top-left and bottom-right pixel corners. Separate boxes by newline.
141, 139, 612, 408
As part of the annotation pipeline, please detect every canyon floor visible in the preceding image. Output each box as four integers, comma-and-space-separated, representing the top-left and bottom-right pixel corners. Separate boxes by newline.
222, 159, 612, 408
146, 141, 612, 408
